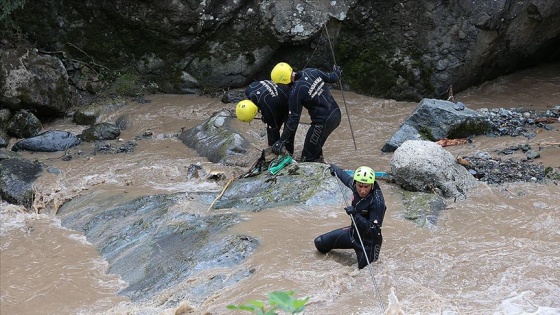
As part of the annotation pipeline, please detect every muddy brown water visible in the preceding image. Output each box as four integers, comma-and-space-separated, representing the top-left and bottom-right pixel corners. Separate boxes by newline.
1, 63, 559, 315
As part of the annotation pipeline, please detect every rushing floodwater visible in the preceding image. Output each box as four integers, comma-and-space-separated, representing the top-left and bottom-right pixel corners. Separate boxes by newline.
1, 63, 559, 315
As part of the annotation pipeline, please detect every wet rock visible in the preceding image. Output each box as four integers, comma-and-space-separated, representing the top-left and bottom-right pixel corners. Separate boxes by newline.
401, 191, 445, 229
6, 109, 43, 138
11, 130, 81, 152
525, 150, 540, 160
0, 48, 72, 117
0, 148, 21, 160
214, 162, 346, 211
57, 192, 258, 302
0, 157, 42, 209
73, 105, 101, 125
115, 114, 132, 130
459, 156, 547, 184
72, 97, 128, 126
0, 108, 12, 126
93, 140, 137, 154
382, 99, 489, 152
391, 140, 478, 199
479, 106, 560, 138
0, 130, 9, 148
179, 110, 252, 166
221, 89, 245, 104
80, 122, 121, 141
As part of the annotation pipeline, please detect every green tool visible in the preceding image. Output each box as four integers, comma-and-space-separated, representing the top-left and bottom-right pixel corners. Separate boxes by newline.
268, 154, 293, 175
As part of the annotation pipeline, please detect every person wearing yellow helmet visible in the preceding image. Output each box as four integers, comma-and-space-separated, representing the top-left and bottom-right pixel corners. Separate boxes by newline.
270, 62, 294, 85
314, 164, 387, 269
269, 62, 343, 162
236, 80, 294, 154
236, 100, 259, 122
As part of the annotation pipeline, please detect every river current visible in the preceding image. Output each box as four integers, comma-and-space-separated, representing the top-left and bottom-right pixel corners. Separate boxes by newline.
1, 63, 559, 315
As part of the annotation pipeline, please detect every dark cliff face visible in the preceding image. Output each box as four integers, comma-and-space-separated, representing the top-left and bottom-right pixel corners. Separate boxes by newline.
4, 0, 560, 101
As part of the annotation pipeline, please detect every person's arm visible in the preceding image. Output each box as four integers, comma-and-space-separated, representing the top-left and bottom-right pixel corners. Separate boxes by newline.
317, 66, 341, 84
266, 126, 281, 146
277, 83, 304, 144
352, 211, 381, 237
329, 164, 354, 189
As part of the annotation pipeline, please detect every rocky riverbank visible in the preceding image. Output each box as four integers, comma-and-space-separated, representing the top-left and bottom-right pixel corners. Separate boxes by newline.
458, 106, 560, 185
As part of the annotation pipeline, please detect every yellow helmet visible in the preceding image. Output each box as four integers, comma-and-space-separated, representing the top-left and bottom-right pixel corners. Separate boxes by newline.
236, 100, 258, 122
353, 166, 375, 184
271, 62, 293, 84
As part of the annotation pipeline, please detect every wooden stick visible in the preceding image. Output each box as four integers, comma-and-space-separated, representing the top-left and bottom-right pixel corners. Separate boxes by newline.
207, 177, 234, 213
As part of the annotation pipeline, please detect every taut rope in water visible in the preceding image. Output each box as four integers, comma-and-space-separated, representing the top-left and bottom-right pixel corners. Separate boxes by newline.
323, 23, 358, 151
331, 171, 386, 312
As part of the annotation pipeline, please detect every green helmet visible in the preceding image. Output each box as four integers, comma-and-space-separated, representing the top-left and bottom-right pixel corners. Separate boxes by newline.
353, 166, 375, 184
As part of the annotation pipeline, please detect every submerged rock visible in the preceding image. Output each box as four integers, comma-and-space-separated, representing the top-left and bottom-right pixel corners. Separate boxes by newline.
57, 192, 258, 303
11, 130, 81, 152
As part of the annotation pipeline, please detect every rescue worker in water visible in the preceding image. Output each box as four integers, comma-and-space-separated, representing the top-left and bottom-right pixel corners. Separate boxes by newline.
314, 164, 387, 269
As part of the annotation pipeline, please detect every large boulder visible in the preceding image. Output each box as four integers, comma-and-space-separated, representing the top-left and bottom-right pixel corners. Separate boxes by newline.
213, 162, 348, 211
178, 110, 253, 166
0, 157, 43, 208
57, 192, 259, 302
390, 140, 478, 199
11, 130, 81, 152
0, 48, 72, 117
79, 122, 121, 141
9, 1, 559, 99
5, 109, 43, 139
382, 98, 489, 152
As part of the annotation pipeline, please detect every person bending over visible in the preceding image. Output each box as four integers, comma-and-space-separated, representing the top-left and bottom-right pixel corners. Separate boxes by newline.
314, 164, 387, 269
236, 80, 294, 154
269, 62, 342, 162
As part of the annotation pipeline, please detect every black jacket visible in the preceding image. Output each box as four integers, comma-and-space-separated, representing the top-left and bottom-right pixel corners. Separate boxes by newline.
245, 80, 290, 145
333, 165, 386, 241
279, 68, 340, 143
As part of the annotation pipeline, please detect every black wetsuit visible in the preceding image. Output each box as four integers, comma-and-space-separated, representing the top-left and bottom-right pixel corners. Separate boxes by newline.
245, 80, 294, 154
278, 68, 342, 162
314, 165, 387, 269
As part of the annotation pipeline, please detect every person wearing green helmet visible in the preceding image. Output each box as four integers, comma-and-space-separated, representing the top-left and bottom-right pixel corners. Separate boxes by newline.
269, 62, 342, 162
236, 80, 294, 154
314, 164, 387, 269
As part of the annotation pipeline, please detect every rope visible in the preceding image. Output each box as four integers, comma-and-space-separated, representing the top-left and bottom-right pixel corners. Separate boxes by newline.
323, 23, 358, 151
327, 167, 386, 312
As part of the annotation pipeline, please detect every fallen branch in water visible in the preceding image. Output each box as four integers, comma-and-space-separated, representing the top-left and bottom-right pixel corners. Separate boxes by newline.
207, 177, 234, 213
538, 142, 560, 146
436, 138, 470, 147
534, 117, 558, 124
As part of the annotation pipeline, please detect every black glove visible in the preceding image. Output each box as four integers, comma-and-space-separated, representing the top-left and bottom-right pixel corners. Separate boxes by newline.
344, 206, 356, 216
329, 164, 338, 177
271, 141, 284, 155
333, 65, 342, 77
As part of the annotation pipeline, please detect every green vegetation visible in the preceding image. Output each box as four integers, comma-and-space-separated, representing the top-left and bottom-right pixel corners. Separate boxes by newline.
0, 0, 25, 22
417, 126, 436, 141
227, 290, 309, 315
447, 119, 491, 138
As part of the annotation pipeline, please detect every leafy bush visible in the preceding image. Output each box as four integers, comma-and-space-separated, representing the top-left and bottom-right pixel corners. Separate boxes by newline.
227, 290, 309, 315
1, 0, 26, 22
